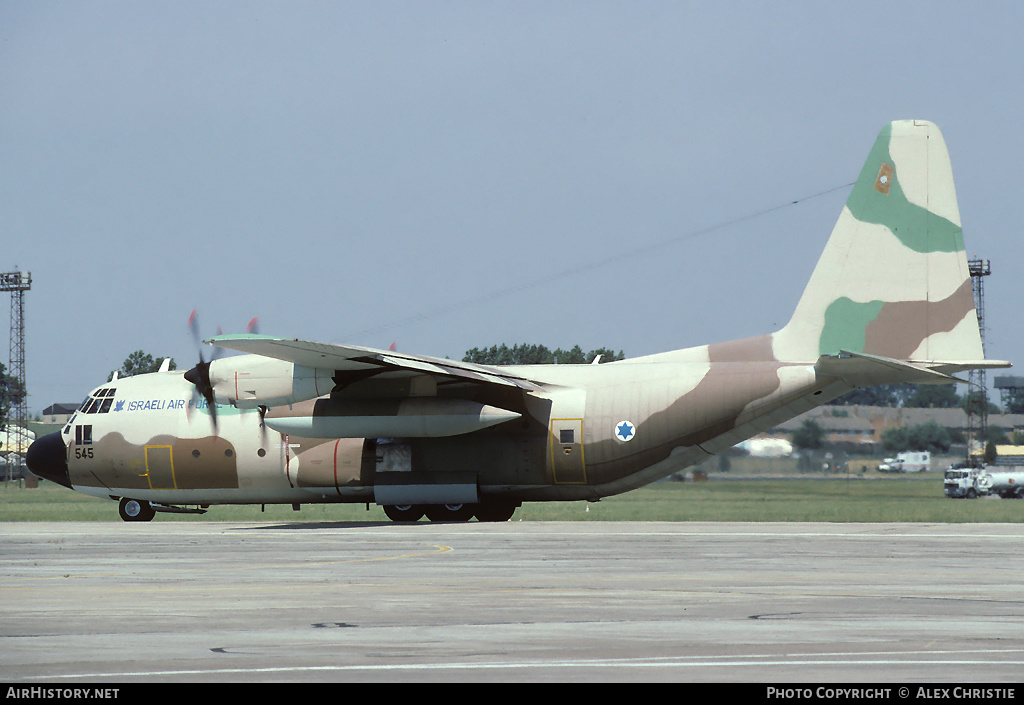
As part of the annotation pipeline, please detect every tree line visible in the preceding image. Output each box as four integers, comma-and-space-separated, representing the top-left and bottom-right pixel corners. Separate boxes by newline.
463, 343, 625, 365
834, 382, 1024, 415
793, 416, 1024, 456
107, 350, 177, 382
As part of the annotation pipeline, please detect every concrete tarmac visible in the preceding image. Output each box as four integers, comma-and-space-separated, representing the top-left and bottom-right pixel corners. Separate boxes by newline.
2, 521, 1023, 683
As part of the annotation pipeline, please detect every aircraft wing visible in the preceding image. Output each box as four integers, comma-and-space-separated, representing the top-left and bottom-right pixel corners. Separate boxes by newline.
206, 334, 547, 392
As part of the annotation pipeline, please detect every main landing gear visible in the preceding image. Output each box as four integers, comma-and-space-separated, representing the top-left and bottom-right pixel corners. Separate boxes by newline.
114, 498, 519, 523
383, 499, 519, 523
118, 497, 156, 522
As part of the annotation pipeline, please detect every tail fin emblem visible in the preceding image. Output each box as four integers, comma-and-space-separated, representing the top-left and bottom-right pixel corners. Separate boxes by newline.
874, 163, 894, 194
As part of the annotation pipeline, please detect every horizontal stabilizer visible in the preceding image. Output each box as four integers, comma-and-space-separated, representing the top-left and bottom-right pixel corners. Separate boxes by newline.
815, 349, 1008, 388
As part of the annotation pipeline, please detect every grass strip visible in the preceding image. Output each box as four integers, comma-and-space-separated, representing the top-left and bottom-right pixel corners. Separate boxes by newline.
3, 475, 1022, 523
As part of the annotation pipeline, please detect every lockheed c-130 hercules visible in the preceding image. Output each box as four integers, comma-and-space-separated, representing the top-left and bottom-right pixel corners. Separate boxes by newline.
27, 120, 1011, 522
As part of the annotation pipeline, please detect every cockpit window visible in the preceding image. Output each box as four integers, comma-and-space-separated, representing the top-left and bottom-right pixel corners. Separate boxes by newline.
81, 388, 117, 414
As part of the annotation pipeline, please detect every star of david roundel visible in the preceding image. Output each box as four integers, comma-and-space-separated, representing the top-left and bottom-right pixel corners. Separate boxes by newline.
614, 420, 636, 442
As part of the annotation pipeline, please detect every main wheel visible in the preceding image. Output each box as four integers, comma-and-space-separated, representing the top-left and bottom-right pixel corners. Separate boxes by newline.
424, 503, 476, 522
475, 500, 519, 522
383, 504, 425, 522
119, 497, 156, 522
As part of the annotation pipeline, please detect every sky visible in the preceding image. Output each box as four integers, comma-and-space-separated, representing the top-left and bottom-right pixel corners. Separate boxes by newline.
2, 1, 1023, 414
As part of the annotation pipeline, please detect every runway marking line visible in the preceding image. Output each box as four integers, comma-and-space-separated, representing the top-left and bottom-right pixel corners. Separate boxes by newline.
21, 647, 1024, 681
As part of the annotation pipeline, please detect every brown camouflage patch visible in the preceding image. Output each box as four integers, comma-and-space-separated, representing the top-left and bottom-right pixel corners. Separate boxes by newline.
874, 163, 894, 194
863, 278, 976, 359
71, 432, 239, 490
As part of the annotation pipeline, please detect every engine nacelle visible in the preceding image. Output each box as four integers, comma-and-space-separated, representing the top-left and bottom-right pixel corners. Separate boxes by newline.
208, 355, 334, 408
289, 437, 371, 491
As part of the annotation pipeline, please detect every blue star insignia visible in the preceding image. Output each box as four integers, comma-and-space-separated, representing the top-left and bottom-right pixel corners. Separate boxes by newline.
615, 421, 635, 442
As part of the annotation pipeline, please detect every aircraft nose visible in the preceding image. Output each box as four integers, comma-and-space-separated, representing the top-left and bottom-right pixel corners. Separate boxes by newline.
26, 432, 72, 488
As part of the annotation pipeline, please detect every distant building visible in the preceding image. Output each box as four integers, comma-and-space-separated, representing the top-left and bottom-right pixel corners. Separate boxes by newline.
993, 445, 1024, 465
762, 405, 1024, 450
41, 403, 79, 425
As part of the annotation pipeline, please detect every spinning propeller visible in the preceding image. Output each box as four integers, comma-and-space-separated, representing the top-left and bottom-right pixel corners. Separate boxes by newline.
183, 310, 260, 434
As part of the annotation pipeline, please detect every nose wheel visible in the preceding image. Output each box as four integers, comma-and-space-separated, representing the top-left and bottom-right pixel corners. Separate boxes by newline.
119, 497, 156, 522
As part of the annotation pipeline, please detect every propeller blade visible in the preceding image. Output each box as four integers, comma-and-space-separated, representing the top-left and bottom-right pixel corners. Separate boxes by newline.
183, 359, 218, 433
188, 308, 202, 351
185, 310, 221, 433
184, 310, 260, 435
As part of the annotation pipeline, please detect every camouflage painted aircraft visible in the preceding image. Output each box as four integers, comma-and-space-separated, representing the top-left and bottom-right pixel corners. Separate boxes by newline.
27, 120, 1010, 522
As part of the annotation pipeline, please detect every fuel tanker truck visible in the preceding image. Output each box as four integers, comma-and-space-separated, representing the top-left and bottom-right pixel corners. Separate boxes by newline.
944, 463, 1024, 499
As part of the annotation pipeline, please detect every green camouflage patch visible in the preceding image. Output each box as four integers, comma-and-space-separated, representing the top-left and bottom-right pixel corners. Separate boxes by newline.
819, 297, 885, 356
845, 123, 964, 254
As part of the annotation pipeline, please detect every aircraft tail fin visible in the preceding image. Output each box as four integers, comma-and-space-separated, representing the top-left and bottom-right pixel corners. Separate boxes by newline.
774, 120, 1004, 374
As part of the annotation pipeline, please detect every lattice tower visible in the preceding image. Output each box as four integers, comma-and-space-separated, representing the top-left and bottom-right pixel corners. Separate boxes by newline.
1, 270, 31, 481
967, 259, 990, 464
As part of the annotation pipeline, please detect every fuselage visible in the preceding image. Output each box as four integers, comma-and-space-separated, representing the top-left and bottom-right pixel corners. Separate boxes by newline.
32, 337, 836, 509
